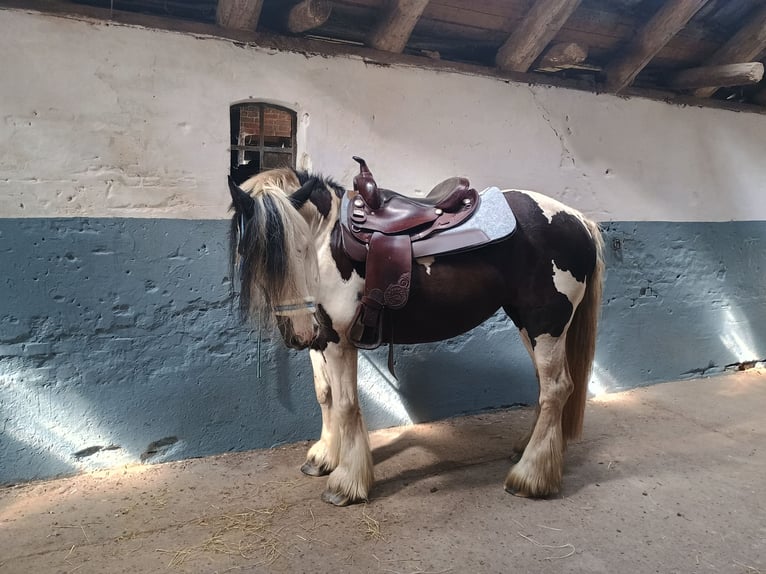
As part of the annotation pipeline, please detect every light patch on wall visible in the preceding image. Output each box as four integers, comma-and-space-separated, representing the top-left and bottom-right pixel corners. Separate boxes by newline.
719, 305, 758, 363
588, 361, 619, 397
0, 362, 134, 471
357, 351, 413, 426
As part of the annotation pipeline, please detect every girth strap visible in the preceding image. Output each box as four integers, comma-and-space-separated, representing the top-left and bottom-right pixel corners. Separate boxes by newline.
348, 233, 412, 349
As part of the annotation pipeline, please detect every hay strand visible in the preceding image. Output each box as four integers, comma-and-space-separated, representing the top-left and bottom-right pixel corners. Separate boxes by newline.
517, 532, 576, 560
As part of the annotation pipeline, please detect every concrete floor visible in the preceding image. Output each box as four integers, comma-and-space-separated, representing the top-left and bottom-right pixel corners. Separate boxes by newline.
1, 370, 764, 574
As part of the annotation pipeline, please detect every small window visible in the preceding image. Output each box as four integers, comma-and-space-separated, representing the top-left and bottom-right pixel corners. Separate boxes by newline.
229, 102, 297, 183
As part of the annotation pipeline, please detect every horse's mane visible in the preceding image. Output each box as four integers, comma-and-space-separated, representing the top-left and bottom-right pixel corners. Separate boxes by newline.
229, 168, 320, 321
239, 168, 301, 196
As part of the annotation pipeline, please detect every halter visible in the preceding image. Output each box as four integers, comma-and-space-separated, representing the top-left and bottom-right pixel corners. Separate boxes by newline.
273, 297, 317, 316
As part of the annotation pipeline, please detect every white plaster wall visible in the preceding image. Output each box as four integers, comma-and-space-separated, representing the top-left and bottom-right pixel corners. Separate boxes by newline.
1, 9, 765, 222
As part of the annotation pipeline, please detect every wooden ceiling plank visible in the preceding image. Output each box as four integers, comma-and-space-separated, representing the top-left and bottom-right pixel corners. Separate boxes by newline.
370, 0, 431, 53
693, 4, 766, 97
495, 0, 582, 72
604, 0, 710, 93
667, 62, 764, 89
288, 0, 332, 33
216, 0, 264, 31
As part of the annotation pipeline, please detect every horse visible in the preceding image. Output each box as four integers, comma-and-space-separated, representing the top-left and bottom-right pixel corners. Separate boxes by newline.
227, 160, 604, 506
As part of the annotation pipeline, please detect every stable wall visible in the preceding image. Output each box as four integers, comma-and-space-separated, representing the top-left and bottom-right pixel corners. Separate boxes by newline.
1, 8, 765, 484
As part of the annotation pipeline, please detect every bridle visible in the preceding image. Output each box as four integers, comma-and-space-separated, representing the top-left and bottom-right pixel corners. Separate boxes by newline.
274, 297, 316, 316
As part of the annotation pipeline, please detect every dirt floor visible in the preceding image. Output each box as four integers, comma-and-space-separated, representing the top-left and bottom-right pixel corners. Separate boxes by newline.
1, 370, 764, 574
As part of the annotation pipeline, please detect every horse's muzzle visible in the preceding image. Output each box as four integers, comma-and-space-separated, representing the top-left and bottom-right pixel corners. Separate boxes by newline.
276, 314, 319, 350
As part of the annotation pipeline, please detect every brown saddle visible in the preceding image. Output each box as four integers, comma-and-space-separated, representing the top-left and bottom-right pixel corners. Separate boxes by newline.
343, 157, 480, 349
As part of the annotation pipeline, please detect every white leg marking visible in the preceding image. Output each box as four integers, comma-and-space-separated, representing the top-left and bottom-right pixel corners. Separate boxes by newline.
305, 349, 338, 473
322, 341, 374, 503
506, 334, 571, 497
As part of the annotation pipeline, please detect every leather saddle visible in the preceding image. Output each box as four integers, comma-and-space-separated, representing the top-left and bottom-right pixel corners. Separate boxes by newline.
342, 157, 480, 349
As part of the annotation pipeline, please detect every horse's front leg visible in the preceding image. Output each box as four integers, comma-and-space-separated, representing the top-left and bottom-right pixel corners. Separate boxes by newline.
317, 341, 374, 506
301, 349, 339, 477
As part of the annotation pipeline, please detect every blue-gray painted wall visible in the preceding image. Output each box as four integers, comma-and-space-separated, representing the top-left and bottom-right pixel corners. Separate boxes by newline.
1, 218, 765, 484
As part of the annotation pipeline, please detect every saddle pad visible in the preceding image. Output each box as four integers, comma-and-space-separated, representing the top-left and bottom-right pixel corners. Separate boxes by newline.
410, 186, 516, 258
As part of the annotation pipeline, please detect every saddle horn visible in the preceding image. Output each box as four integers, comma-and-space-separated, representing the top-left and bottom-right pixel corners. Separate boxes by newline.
352, 156, 382, 210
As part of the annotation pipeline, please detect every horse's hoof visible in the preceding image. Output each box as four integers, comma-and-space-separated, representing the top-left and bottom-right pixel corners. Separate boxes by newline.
503, 483, 558, 500
301, 460, 331, 477
504, 484, 531, 498
321, 489, 353, 507
504, 469, 555, 499
321, 489, 368, 507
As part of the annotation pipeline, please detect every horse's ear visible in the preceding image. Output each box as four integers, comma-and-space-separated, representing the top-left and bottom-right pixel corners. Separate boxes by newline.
290, 177, 318, 209
228, 176, 254, 217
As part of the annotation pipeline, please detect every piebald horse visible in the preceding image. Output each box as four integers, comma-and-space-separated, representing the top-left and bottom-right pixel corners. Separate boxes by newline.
228, 164, 604, 505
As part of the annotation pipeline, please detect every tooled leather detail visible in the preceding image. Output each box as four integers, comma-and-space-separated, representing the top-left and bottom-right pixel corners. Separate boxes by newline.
384, 273, 410, 308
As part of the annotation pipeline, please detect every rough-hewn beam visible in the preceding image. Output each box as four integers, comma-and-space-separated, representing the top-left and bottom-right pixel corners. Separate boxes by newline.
693, 5, 766, 98
287, 0, 331, 34
369, 0, 429, 53
667, 62, 764, 90
604, 0, 709, 93
495, 0, 581, 72
216, 0, 263, 31
537, 42, 588, 71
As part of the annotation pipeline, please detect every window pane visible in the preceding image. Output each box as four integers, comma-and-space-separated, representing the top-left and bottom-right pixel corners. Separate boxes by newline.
263, 152, 292, 170
231, 150, 260, 184
240, 149, 260, 167
238, 104, 261, 145
263, 134, 293, 148
229, 106, 240, 146
262, 106, 293, 148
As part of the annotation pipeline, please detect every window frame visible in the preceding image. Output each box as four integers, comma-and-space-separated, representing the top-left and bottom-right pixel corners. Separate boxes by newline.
229, 102, 297, 174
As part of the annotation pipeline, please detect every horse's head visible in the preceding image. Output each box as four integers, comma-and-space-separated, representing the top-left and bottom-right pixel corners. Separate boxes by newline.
228, 171, 325, 350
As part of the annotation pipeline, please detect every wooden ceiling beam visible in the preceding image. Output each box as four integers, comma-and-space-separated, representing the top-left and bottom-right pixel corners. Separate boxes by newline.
287, 0, 331, 34
667, 62, 764, 90
693, 4, 766, 98
495, 0, 582, 73
604, 0, 709, 93
216, 0, 263, 31
369, 0, 430, 53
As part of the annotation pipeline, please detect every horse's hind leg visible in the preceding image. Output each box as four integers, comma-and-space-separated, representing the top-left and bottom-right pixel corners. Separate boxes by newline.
505, 333, 571, 497
511, 329, 539, 463
511, 406, 539, 463
301, 349, 339, 477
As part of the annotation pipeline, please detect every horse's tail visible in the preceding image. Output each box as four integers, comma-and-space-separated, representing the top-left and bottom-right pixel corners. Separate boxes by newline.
562, 218, 605, 441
